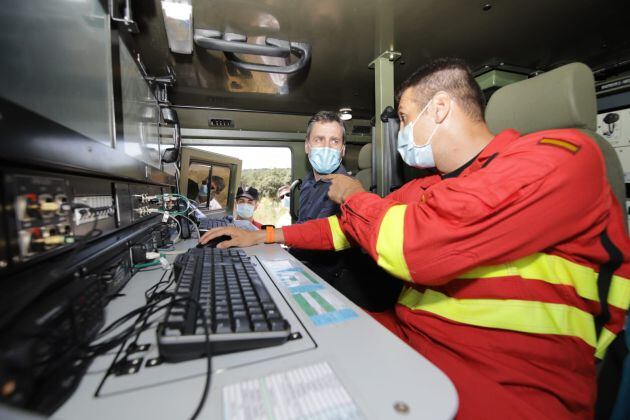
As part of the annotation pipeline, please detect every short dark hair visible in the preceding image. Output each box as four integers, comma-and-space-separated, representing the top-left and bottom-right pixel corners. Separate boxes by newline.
306, 110, 346, 142
396, 58, 486, 121
211, 175, 225, 193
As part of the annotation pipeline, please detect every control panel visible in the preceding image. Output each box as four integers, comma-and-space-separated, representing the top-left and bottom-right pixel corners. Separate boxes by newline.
6, 174, 74, 263
129, 183, 164, 222
597, 108, 630, 182
1, 170, 171, 271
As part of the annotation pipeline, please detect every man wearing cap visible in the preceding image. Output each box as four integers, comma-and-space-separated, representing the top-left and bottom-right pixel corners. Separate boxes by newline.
235, 186, 262, 229
298, 110, 348, 223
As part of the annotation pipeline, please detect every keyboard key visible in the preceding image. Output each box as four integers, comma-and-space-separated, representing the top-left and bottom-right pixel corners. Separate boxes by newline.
253, 321, 269, 332
216, 313, 230, 321
234, 317, 251, 332
251, 313, 265, 322
215, 320, 232, 333
270, 320, 287, 331
265, 309, 280, 319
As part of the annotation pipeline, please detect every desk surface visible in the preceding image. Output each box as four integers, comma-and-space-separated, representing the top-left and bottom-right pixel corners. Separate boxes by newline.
54, 242, 458, 420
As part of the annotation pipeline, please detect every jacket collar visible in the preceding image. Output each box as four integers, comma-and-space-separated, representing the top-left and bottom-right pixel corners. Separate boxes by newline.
464, 128, 521, 175
477, 128, 520, 163
417, 129, 520, 188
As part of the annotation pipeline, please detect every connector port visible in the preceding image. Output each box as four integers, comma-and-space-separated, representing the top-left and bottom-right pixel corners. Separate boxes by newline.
16, 194, 39, 221
18, 228, 42, 256
38, 194, 58, 217
58, 223, 73, 236
54, 194, 69, 215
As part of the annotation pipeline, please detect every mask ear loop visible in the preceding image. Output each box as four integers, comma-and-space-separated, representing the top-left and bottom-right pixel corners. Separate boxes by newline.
406, 100, 431, 130
415, 123, 440, 148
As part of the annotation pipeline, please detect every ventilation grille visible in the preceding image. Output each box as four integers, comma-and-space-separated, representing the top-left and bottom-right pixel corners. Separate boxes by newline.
208, 118, 235, 128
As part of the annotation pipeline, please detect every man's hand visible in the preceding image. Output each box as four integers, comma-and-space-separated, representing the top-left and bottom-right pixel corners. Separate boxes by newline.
198, 226, 265, 249
321, 174, 365, 204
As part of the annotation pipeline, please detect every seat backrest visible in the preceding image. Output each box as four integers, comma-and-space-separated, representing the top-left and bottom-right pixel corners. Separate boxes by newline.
486, 63, 626, 216
355, 143, 373, 191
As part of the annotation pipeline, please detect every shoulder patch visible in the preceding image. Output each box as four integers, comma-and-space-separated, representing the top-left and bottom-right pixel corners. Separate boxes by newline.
538, 138, 581, 154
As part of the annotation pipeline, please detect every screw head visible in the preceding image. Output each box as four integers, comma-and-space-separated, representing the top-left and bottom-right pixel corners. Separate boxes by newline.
393, 401, 410, 414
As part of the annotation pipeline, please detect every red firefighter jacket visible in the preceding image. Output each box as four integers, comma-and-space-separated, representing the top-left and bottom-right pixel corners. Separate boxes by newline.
281, 128, 630, 418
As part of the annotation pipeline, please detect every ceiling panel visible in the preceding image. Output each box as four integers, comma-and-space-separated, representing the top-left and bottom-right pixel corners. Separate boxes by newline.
131, 0, 630, 118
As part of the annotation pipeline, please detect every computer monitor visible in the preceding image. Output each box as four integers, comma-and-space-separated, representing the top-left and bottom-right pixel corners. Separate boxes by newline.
179, 147, 242, 215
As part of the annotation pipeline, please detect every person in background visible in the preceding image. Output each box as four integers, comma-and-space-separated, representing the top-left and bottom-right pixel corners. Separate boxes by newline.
235, 186, 262, 229
208, 175, 225, 210
276, 185, 292, 227
298, 110, 347, 223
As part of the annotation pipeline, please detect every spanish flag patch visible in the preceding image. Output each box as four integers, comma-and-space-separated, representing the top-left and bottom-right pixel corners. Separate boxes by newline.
538, 138, 581, 154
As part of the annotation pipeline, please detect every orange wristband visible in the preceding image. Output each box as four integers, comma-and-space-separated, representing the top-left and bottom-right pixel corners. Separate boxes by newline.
265, 226, 275, 244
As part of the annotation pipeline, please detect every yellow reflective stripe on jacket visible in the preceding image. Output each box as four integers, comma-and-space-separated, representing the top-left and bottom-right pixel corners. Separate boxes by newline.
595, 328, 617, 359
375, 205, 412, 281
609, 275, 630, 310
458, 253, 599, 303
398, 287, 597, 347
328, 216, 351, 251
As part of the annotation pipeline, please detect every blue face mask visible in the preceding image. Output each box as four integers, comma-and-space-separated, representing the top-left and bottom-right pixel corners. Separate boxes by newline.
236, 203, 255, 219
397, 99, 440, 168
281, 195, 291, 209
308, 147, 342, 174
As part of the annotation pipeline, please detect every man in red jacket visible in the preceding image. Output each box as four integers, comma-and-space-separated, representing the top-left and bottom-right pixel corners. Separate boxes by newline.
200, 58, 630, 418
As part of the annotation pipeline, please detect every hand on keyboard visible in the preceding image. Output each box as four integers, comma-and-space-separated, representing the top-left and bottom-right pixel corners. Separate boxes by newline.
199, 227, 266, 249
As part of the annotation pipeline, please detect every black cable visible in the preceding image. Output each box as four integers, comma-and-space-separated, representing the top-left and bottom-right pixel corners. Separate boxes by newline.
144, 270, 174, 303
128, 271, 174, 350
167, 297, 211, 420
88, 297, 173, 355
92, 298, 175, 397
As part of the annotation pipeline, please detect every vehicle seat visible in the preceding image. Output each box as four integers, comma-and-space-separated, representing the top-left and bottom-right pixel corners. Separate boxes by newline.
485, 62, 628, 420
355, 143, 374, 191
485, 62, 626, 220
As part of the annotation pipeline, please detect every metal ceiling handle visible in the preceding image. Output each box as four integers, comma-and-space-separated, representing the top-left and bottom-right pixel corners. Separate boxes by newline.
225, 41, 311, 74
194, 29, 291, 58
194, 29, 311, 74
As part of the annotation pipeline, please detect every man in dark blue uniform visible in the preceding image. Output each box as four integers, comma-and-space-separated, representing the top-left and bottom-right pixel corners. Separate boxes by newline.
297, 111, 347, 223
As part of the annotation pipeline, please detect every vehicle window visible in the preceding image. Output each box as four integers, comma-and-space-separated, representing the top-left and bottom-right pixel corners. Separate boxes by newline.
193, 146, 292, 226
188, 161, 231, 210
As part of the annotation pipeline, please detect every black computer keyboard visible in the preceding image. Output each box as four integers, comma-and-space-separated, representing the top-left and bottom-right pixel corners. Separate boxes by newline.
157, 248, 291, 362
198, 218, 234, 230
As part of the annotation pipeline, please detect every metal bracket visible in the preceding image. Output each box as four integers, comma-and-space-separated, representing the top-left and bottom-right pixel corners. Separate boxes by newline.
135, 55, 176, 104
368, 50, 402, 69
112, 357, 143, 376
108, 0, 139, 33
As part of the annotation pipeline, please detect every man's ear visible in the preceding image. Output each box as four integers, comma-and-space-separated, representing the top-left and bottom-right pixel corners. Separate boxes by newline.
433, 91, 451, 124
305, 140, 310, 154
341, 144, 346, 157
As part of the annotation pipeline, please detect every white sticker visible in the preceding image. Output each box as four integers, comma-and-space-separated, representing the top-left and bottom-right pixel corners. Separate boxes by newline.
222, 362, 364, 420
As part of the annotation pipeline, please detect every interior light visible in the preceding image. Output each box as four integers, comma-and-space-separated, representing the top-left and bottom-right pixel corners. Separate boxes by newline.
161, 0, 193, 54
339, 107, 352, 121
